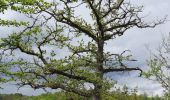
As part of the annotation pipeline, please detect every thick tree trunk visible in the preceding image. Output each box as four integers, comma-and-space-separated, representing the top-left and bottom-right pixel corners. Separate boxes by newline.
93, 84, 103, 100
93, 94, 101, 100
93, 39, 104, 100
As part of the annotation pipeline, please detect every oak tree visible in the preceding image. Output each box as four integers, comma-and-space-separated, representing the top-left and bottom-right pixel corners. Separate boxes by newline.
0, 0, 164, 99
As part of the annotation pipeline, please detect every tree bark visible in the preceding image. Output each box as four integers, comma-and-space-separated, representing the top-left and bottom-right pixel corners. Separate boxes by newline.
93, 39, 104, 100
93, 83, 103, 100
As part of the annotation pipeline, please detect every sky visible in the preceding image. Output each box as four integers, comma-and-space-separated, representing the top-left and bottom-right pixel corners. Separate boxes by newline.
0, 0, 170, 96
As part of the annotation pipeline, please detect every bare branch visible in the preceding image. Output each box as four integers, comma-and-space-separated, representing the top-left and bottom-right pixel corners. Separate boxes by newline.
103, 67, 142, 76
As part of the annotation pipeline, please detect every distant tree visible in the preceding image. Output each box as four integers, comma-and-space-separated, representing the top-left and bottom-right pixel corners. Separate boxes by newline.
145, 34, 170, 95
0, 0, 164, 99
142, 92, 148, 100
122, 85, 129, 95
131, 86, 138, 99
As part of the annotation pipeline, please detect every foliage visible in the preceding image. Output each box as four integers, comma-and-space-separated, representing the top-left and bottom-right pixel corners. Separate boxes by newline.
0, 0, 164, 99
144, 34, 170, 95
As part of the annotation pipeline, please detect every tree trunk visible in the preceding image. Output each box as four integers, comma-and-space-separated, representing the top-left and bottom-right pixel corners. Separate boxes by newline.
93, 39, 104, 100
93, 94, 101, 100
93, 84, 103, 100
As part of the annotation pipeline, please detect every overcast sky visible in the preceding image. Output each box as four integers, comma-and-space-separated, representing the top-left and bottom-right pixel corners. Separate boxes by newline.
0, 0, 170, 96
